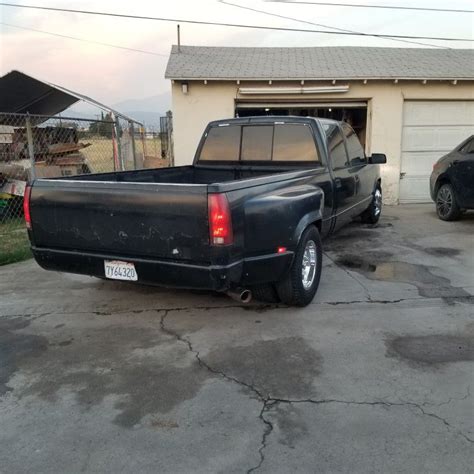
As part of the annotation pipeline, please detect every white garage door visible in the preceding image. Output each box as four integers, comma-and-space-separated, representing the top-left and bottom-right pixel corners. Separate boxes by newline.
400, 101, 474, 203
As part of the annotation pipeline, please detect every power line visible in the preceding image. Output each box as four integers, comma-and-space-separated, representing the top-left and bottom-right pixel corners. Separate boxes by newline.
219, 0, 449, 49
0, 2, 473, 42
266, 1, 474, 14
0, 22, 169, 56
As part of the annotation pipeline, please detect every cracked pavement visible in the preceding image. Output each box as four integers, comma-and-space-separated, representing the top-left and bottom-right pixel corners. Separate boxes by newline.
1, 204, 473, 473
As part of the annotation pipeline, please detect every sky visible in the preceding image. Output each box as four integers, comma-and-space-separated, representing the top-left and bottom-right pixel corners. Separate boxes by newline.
0, 0, 473, 111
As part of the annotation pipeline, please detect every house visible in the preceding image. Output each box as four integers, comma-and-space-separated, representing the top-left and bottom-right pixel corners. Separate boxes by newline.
165, 46, 474, 204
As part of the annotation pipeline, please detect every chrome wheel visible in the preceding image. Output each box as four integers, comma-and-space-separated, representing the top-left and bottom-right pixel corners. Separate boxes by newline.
301, 240, 317, 290
374, 188, 382, 216
437, 186, 452, 218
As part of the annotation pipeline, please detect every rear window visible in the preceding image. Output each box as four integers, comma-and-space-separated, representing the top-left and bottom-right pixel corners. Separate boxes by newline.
273, 124, 319, 162
241, 125, 273, 161
199, 123, 321, 163
199, 125, 240, 161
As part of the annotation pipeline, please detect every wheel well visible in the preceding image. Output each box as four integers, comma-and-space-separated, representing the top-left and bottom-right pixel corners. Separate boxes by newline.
311, 220, 322, 233
435, 176, 450, 196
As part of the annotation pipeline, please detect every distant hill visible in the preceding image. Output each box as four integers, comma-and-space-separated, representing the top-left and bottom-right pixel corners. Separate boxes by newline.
65, 91, 171, 128
116, 110, 161, 127
113, 92, 171, 126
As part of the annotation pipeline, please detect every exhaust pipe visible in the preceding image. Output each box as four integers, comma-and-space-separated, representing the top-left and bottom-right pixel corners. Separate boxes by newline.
227, 288, 252, 304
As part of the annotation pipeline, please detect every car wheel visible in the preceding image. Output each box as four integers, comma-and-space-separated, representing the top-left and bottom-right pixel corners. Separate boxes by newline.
251, 284, 280, 303
436, 183, 461, 221
361, 186, 382, 224
276, 226, 322, 307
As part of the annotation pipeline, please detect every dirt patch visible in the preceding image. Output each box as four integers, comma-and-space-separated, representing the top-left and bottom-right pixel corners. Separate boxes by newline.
336, 255, 469, 299
205, 337, 322, 399
336, 256, 377, 273
17, 324, 211, 428
0, 317, 48, 395
273, 404, 309, 448
386, 335, 474, 365
423, 247, 461, 257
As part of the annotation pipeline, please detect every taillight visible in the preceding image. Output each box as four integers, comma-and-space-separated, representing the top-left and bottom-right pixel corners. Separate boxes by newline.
23, 185, 32, 230
208, 193, 233, 245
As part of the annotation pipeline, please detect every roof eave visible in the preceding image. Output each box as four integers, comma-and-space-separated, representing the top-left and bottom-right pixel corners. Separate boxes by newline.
167, 76, 474, 81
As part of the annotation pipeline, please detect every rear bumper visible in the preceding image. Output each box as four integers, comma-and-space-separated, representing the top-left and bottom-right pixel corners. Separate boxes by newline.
31, 246, 294, 291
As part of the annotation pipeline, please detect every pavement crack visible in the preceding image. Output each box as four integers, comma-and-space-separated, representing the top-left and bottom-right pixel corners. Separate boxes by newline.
325, 298, 406, 306
324, 252, 374, 302
247, 400, 274, 474
266, 397, 474, 444
159, 310, 266, 399
159, 310, 273, 472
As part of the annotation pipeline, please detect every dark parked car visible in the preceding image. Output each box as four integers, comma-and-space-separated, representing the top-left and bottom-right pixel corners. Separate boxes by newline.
24, 117, 386, 306
430, 135, 474, 221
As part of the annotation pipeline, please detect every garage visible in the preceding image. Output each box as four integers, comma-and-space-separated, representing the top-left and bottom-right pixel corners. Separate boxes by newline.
399, 100, 474, 203
167, 45, 474, 203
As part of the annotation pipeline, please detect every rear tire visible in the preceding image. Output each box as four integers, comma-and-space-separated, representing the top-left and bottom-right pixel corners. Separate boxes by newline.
276, 226, 322, 307
436, 183, 461, 221
251, 284, 280, 303
361, 186, 382, 224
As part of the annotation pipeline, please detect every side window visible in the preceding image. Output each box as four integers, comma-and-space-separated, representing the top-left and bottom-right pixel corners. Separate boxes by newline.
468, 140, 474, 154
199, 125, 241, 161
273, 124, 320, 162
342, 123, 366, 166
241, 125, 273, 161
323, 123, 348, 170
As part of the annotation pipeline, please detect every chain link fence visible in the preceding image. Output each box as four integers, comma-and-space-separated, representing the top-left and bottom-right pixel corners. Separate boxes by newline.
0, 111, 171, 265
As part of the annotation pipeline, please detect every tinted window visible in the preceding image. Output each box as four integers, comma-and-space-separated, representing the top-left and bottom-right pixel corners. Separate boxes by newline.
199, 125, 240, 161
241, 125, 273, 161
342, 123, 366, 166
323, 123, 348, 169
273, 124, 320, 162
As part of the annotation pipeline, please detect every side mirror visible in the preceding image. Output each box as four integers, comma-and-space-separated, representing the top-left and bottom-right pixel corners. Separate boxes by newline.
369, 153, 387, 164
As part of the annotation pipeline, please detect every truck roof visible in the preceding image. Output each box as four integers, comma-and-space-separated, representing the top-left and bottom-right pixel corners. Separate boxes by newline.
208, 116, 341, 127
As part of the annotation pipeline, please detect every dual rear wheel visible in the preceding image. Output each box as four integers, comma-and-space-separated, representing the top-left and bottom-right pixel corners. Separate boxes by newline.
252, 187, 383, 306
252, 225, 323, 307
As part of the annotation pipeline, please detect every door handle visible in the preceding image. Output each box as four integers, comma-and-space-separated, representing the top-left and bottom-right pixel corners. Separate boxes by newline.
334, 178, 342, 188
354, 175, 360, 182
452, 160, 460, 166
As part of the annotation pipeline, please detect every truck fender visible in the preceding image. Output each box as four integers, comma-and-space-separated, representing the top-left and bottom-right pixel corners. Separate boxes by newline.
293, 188, 325, 245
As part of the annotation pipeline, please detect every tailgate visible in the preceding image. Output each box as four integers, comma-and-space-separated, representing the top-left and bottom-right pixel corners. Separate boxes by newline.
30, 180, 211, 262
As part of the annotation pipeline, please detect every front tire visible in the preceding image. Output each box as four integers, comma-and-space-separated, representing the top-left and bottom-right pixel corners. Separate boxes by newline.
361, 186, 382, 224
276, 226, 322, 307
436, 183, 461, 221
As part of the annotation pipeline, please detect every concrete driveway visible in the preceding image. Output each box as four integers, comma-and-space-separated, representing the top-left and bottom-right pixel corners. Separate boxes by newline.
1, 204, 473, 473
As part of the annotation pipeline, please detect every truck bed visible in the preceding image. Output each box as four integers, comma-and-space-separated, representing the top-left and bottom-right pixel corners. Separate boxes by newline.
67, 165, 288, 186
29, 165, 314, 267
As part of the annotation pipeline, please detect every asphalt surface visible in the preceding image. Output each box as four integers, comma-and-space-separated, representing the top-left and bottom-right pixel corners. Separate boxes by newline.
1, 204, 473, 473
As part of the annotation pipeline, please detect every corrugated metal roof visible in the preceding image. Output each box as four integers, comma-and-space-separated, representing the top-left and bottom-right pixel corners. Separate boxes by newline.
0, 70, 142, 124
165, 46, 474, 80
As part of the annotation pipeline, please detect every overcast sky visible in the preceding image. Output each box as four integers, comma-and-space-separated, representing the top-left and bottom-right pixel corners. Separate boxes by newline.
1, 0, 473, 106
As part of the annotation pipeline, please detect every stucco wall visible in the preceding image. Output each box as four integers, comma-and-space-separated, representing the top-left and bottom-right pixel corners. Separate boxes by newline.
171, 80, 474, 204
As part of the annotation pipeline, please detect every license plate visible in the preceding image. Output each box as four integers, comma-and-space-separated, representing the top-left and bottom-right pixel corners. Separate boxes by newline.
104, 260, 138, 281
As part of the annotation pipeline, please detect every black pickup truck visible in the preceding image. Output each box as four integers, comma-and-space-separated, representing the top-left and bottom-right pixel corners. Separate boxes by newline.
24, 117, 386, 306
